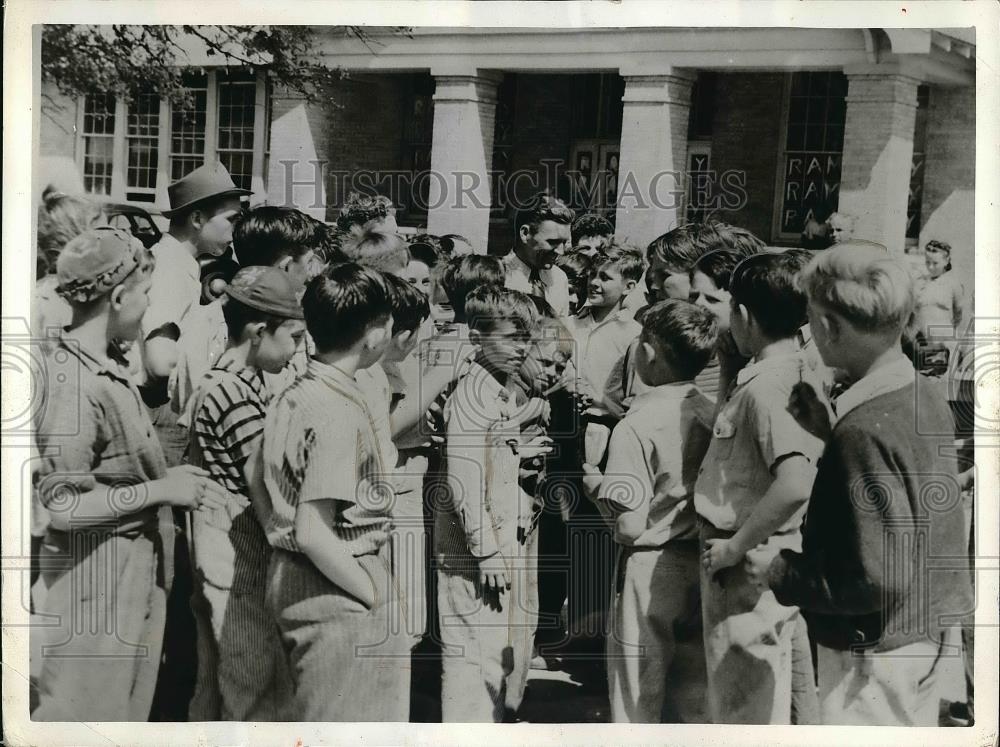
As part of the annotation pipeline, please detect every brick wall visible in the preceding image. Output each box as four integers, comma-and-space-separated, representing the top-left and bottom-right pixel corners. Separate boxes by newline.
268, 74, 411, 221
919, 84, 975, 292
707, 73, 786, 243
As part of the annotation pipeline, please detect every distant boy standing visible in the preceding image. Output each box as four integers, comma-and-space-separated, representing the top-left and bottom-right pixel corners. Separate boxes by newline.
764, 245, 973, 725
696, 252, 826, 724
597, 300, 718, 723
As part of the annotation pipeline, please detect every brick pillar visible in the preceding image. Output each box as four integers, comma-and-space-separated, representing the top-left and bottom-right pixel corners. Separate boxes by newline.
427, 72, 502, 252
839, 70, 921, 255
614, 72, 694, 249
919, 84, 975, 289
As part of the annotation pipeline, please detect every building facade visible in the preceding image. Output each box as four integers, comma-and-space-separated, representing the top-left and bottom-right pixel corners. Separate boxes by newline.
39, 27, 975, 280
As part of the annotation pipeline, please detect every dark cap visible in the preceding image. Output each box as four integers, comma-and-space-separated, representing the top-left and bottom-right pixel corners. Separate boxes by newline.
224, 266, 304, 319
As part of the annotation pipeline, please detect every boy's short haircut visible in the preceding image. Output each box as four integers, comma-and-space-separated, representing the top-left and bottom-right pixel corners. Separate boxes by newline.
441, 254, 505, 319
319, 222, 351, 266
641, 299, 719, 380
301, 262, 390, 352
646, 221, 765, 274
595, 247, 646, 283
336, 192, 395, 232
233, 206, 324, 267
571, 213, 614, 244
555, 252, 594, 286
222, 297, 286, 340
780, 248, 816, 275
441, 233, 476, 256
465, 285, 539, 335
730, 252, 810, 339
514, 192, 576, 239
341, 228, 409, 275
406, 241, 440, 269
798, 244, 916, 335
381, 271, 431, 334
692, 249, 743, 291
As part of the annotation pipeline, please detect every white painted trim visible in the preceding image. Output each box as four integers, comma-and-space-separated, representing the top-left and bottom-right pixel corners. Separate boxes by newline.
251, 73, 267, 199
110, 98, 127, 202
155, 97, 171, 208
204, 69, 218, 166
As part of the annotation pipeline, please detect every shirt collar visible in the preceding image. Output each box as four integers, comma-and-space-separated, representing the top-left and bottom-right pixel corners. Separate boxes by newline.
153, 233, 200, 280
630, 381, 698, 408
309, 357, 364, 397
57, 332, 133, 384
506, 250, 547, 279
735, 351, 805, 387
574, 301, 634, 329
834, 356, 915, 419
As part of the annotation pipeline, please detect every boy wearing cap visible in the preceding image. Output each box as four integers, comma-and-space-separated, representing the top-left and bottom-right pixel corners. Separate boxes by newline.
143, 162, 250, 465
32, 227, 229, 721
186, 267, 306, 721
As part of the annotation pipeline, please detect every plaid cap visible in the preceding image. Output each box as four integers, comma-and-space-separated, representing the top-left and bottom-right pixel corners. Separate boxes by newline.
224, 266, 304, 319
56, 226, 145, 304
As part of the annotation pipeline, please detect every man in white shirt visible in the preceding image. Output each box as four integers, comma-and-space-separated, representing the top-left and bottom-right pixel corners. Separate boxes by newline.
504, 193, 575, 318
142, 162, 249, 465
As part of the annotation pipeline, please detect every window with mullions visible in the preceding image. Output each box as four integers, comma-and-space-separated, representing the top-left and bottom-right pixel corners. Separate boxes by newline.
776, 71, 848, 238
907, 85, 930, 242
126, 92, 160, 203
82, 94, 116, 196
217, 75, 257, 191
170, 74, 208, 181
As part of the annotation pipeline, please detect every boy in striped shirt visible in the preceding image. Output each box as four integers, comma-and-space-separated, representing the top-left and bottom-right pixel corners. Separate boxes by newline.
187, 266, 306, 720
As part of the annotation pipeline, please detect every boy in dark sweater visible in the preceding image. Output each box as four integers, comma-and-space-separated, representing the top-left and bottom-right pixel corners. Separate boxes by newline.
763, 244, 973, 725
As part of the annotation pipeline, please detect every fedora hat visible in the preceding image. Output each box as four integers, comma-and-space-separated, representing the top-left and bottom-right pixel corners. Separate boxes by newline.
162, 162, 251, 218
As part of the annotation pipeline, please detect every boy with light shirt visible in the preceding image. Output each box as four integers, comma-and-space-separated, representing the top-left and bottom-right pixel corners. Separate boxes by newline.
696, 251, 827, 725
249, 263, 409, 721
436, 285, 553, 722
597, 299, 718, 723
32, 227, 228, 721
763, 245, 973, 726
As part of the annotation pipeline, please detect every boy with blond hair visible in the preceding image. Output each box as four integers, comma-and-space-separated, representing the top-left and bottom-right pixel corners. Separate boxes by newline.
763, 245, 973, 725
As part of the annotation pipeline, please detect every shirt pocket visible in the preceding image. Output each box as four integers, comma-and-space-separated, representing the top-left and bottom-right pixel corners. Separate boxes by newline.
710, 412, 738, 461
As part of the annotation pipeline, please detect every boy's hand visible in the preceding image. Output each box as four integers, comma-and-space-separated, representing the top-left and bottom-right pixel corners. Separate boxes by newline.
478, 553, 510, 611
519, 435, 554, 460
702, 537, 744, 576
787, 381, 834, 442
154, 465, 234, 513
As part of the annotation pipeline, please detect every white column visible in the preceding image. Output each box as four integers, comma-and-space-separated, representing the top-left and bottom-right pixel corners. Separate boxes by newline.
839, 66, 921, 255
614, 71, 695, 249
426, 71, 502, 252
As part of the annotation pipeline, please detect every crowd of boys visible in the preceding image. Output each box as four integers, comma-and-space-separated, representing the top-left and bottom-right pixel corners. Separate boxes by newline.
30, 162, 975, 726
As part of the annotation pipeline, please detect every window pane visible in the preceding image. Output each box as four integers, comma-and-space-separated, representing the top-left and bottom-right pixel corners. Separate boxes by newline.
127, 92, 160, 191
216, 80, 256, 191
82, 94, 116, 196
170, 86, 207, 178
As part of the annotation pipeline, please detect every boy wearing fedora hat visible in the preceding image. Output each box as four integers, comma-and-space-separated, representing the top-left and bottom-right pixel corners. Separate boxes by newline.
142, 162, 250, 465
32, 227, 230, 721
186, 266, 306, 721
